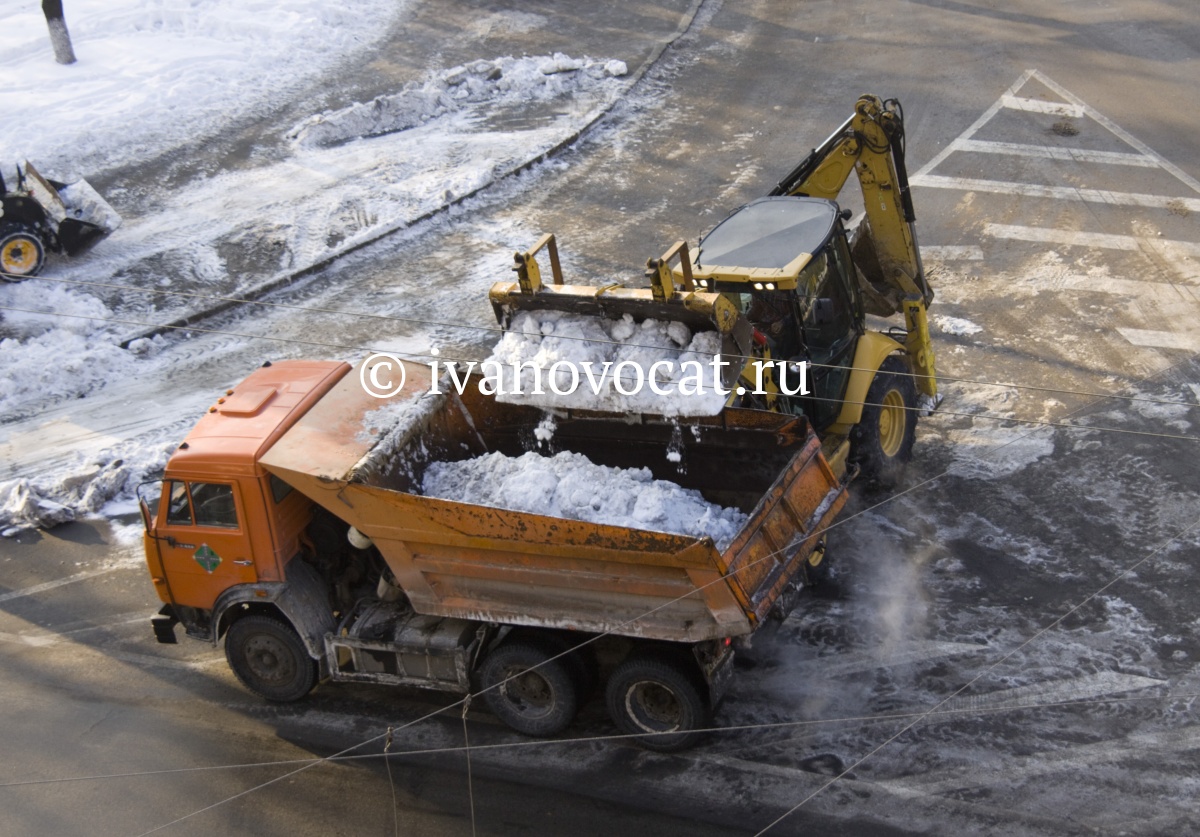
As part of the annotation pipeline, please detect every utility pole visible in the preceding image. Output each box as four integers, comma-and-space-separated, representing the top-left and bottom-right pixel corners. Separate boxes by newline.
42, 0, 77, 65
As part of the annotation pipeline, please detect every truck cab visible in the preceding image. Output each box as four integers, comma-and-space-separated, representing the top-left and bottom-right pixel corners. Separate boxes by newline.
139, 361, 349, 641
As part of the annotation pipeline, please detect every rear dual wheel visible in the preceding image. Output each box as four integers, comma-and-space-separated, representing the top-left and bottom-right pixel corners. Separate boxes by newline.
479, 640, 580, 737
605, 654, 710, 752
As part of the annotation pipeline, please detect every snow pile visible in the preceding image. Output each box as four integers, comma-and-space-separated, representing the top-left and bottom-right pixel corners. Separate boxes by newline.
0, 437, 177, 536
943, 384, 1055, 479
933, 315, 983, 337
0, 0, 406, 176
487, 311, 730, 416
289, 54, 628, 148
0, 281, 165, 413
59, 180, 123, 233
422, 450, 747, 550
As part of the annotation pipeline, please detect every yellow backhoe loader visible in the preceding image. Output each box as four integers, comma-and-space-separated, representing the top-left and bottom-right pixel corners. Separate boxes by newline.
490, 94, 940, 487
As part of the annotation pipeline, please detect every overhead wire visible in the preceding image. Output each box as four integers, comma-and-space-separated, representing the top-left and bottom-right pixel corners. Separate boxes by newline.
125, 348, 1200, 836
6, 269, 1198, 411
4, 269, 1199, 828
1, 302, 1197, 444
2, 688, 1196, 790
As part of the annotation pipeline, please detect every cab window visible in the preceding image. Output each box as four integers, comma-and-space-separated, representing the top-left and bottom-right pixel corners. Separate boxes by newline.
165, 481, 192, 525
269, 474, 294, 504
163, 481, 240, 529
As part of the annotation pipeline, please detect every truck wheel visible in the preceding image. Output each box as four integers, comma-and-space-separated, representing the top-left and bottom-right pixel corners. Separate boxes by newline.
509, 629, 599, 699
606, 654, 711, 752
0, 226, 45, 280
479, 640, 579, 737
225, 615, 318, 703
850, 355, 917, 488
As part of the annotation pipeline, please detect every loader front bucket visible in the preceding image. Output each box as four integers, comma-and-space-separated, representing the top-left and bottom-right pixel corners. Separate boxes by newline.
488, 234, 755, 397
22, 161, 121, 256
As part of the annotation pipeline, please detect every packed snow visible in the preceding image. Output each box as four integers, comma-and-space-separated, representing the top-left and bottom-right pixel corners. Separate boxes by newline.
486, 311, 731, 416
933, 315, 983, 337
289, 55, 627, 149
421, 450, 748, 551
0, 0, 407, 177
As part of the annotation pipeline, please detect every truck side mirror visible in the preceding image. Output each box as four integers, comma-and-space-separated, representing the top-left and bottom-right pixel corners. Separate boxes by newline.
135, 480, 162, 533
812, 298, 836, 326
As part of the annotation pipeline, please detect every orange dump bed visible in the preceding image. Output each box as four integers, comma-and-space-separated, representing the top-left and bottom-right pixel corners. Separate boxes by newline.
260, 357, 846, 642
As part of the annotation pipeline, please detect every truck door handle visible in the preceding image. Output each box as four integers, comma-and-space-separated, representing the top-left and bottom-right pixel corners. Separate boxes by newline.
233, 559, 253, 566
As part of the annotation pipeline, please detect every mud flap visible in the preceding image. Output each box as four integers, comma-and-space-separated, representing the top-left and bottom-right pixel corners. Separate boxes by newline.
151, 604, 179, 644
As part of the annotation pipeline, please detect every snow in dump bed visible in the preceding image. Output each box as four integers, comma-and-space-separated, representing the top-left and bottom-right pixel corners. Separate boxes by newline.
487, 311, 729, 416
422, 450, 748, 552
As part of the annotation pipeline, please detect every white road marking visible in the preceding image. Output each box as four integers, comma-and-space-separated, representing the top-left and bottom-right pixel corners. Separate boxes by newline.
921, 245, 984, 260
912, 69, 1036, 180
0, 631, 57, 648
0, 559, 139, 604
1117, 328, 1200, 352
1000, 94, 1083, 117
984, 222, 1200, 259
884, 722, 1200, 800
1031, 69, 1200, 195
1017, 271, 1200, 305
940, 671, 1165, 712
911, 174, 1200, 212
952, 138, 1159, 167
797, 641, 986, 679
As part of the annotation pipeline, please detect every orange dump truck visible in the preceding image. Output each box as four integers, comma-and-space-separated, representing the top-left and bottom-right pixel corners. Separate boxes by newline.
138, 355, 847, 750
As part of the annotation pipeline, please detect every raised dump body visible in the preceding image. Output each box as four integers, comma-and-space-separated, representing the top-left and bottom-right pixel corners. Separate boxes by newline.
260, 356, 847, 643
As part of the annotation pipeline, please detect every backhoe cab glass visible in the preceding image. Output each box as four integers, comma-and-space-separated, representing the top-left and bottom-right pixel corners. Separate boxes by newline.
696, 197, 862, 428
695, 197, 838, 272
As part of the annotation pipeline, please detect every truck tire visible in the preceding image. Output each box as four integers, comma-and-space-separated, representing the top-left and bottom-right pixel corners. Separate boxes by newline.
508, 629, 599, 700
850, 354, 917, 488
479, 640, 579, 737
225, 615, 318, 703
0, 226, 45, 280
606, 654, 711, 752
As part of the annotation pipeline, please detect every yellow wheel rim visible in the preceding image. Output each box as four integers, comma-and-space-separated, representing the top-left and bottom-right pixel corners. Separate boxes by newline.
878, 389, 906, 457
2, 237, 38, 274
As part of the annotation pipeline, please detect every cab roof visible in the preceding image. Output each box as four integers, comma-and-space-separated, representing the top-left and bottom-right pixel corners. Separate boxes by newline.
685, 197, 838, 288
165, 360, 351, 479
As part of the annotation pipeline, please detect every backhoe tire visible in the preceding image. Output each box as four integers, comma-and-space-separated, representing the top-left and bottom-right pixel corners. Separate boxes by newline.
225, 615, 318, 703
479, 640, 579, 737
0, 226, 45, 280
606, 654, 710, 752
850, 354, 917, 488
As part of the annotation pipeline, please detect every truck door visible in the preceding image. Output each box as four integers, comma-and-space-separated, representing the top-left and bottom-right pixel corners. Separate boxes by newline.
155, 479, 258, 610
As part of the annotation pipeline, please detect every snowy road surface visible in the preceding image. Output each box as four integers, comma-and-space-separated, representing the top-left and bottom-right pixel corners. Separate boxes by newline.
2, 0, 1200, 835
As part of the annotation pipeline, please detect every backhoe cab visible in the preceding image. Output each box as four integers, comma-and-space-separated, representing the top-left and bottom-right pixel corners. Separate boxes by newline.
683, 94, 940, 485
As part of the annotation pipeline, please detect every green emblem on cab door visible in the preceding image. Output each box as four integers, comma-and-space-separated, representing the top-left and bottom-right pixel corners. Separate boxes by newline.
194, 544, 221, 573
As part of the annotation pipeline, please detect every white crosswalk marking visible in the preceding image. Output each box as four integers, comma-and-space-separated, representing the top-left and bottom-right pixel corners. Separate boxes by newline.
984, 223, 1200, 260
916, 69, 1200, 354
914, 175, 1200, 212
952, 138, 1159, 167
999, 94, 1084, 117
